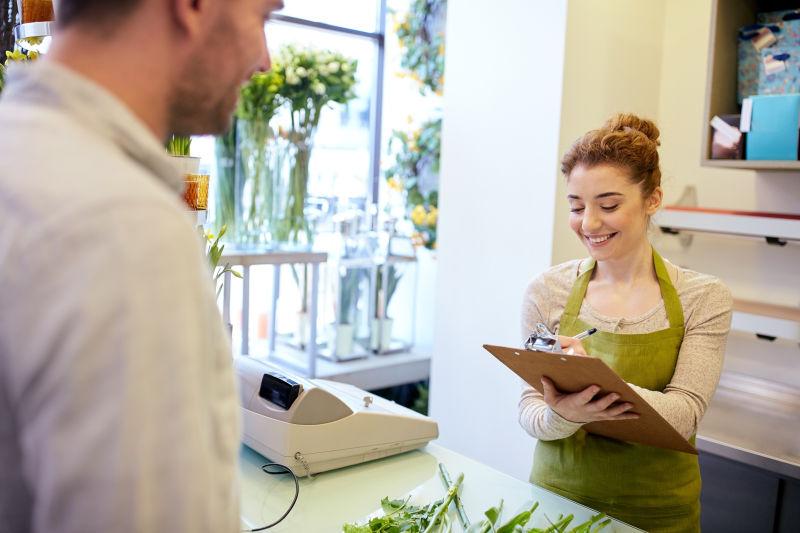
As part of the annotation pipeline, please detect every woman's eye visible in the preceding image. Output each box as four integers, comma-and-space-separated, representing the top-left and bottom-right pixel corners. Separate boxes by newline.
601, 205, 619, 212
570, 207, 585, 213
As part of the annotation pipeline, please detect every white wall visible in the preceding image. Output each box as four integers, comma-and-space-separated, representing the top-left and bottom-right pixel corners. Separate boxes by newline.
551, 0, 667, 265
428, 1, 568, 478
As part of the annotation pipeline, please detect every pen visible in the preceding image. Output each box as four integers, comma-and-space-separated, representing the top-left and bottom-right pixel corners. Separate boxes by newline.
573, 327, 597, 341
438, 463, 470, 528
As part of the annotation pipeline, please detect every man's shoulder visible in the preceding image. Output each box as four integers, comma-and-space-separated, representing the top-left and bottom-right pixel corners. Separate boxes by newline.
0, 106, 182, 233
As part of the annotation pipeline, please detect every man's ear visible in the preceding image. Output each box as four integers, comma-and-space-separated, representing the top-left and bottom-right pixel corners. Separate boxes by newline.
170, 0, 206, 37
646, 186, 663, 216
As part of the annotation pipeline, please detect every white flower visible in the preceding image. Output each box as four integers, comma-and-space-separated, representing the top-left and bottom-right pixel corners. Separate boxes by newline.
318, 64, 329, 76
328, 61, 340, 73
312, 82, 326, 95
296, 66, 308, 78
287, 74, 301, 85
341, 62, 351, 73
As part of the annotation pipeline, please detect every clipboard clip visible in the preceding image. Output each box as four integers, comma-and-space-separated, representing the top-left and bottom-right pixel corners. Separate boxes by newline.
524, 323, 562, 352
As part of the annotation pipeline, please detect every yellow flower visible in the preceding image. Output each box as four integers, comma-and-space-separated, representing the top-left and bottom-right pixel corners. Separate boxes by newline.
411, 205, 427, 226
406, 114, 414, 125
438, 44, 445, 57
426, 207, 438, 227
387, 177, 403, 192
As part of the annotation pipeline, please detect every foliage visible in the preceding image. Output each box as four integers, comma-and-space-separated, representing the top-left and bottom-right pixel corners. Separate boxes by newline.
342, 470, 612, 533
0, 48, 39, 95
394, 0, 447, 96
166, 135, 192, 157
201, 225, 242, 298
375, 264, 402, 319
237, 68, 285, 123
385, 117, 441, 249
214, 119, 237, 236
338, 268, 364, 325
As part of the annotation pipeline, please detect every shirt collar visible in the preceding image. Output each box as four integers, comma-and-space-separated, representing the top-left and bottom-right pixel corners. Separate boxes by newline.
3, 60, 183, 193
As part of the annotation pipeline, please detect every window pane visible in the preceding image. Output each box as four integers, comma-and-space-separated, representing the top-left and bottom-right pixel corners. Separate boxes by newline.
266, 21, 377, 204
277, 0, 380, 33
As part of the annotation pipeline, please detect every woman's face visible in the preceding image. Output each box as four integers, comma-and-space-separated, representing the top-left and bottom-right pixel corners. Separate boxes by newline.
566, 163, 661, 262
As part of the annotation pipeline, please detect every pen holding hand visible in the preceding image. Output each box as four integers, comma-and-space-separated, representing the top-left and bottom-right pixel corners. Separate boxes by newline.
560, 328, 596, 356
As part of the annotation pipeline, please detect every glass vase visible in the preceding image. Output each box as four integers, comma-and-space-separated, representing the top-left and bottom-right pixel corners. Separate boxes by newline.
273, 131, 313, 248
213, 122, 237, 238
235, 118, 277, 246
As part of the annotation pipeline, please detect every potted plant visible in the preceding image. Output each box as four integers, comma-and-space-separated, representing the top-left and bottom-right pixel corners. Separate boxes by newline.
166, 134, 200, 175
334, 268, 362, 359
371, 264, 402, 353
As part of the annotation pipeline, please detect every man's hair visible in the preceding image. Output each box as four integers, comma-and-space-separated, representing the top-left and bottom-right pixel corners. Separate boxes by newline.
58, 0, 143, 27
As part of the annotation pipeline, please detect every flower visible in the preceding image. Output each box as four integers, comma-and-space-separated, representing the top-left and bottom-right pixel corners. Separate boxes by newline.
328, 61, 340, 73
387, 177, 403, 192
287, 74, 301, 85
425, 207, 438, 227
312, 82, 326, 95
296, 66, 308, 77
411, 205, 427, 226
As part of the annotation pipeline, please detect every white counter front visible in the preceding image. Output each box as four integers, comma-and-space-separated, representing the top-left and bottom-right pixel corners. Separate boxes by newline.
239, 444, 642, 532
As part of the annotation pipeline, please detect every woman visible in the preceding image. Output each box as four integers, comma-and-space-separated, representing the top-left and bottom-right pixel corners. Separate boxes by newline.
519, 113, 732, 532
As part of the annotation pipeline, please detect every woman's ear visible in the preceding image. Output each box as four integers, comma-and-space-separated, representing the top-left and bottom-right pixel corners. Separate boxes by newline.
645, 186, 663, 216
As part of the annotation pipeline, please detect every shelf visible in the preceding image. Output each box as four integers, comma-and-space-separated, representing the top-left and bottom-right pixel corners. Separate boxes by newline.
656, 205, 800, 243
701, 0, 800, 167
702, 159, 800, 171
733, 298, 800, 323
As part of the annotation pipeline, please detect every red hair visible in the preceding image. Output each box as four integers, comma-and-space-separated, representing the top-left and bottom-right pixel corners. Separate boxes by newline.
561, 113, 662, 197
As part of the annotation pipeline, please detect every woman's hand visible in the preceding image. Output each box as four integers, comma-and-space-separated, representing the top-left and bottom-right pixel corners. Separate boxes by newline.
558, 336, 587, 356
540, 376, 640, 424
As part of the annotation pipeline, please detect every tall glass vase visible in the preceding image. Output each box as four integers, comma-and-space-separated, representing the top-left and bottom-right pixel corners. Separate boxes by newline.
236, 118, 277, 246
274, 131, 313, 248
213, 120, 237, 238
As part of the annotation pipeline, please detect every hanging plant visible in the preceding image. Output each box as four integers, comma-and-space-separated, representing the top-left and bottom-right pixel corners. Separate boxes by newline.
385, 117, 441, 249
394, 0, 447, 96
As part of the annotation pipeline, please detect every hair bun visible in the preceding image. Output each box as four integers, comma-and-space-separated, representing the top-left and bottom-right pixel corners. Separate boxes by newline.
604, 113, 660, 146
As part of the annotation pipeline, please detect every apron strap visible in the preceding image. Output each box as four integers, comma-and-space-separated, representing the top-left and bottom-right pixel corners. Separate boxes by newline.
561, 249, 685, 330
653, 249, 685, 329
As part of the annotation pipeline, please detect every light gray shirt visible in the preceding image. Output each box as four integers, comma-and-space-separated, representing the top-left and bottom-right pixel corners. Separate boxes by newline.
519, 257, 732, 441
0, 61, 240, 533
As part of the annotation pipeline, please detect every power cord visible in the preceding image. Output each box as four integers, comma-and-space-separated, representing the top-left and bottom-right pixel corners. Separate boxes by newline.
245, 463, 300, 532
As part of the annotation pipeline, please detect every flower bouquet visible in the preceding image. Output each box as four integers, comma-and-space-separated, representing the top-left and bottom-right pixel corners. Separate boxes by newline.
235, 68, 284, 245
273, 45, 358, 246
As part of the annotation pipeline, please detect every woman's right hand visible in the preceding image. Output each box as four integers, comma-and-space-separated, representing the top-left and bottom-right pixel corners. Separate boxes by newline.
540, 376, 640, 424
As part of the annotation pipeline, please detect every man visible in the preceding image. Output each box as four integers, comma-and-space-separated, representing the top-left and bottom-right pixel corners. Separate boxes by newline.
0, 1, 283, 531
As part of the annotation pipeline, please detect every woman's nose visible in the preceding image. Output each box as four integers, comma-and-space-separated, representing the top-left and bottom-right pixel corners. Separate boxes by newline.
581, 208, 602, 233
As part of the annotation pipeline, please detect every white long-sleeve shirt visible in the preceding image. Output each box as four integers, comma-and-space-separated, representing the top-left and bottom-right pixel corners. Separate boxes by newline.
0, 61, 240, 533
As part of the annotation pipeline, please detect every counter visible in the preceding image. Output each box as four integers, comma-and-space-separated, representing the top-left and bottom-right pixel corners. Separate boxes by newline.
240, 444, 642, 532
698, 385, 800, 480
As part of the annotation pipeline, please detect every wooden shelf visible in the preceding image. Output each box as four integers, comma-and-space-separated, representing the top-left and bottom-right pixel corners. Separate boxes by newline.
733, 298, 800, 323
702, 159, 800, 171
656, 205, 800, 243
701, 0, 800, 168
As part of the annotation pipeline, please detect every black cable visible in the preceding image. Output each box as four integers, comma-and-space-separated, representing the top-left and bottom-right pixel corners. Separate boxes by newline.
246, 463, 300, 532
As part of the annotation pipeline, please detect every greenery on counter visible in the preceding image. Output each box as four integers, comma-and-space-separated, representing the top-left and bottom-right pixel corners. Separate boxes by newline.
342, 468, 610, 533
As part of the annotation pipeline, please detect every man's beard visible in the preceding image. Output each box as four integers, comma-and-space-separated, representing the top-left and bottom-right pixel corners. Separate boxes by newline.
167, 76, 237, 137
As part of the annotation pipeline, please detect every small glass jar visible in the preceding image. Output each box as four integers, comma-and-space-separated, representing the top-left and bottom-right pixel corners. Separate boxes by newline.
18, 0, 54, 24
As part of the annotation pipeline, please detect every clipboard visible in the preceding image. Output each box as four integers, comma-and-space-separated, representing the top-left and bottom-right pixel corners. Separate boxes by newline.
484, 344, 697, 455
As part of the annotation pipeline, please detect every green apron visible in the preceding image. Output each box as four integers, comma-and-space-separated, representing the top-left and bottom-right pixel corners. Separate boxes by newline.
530, 250, 700, 532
